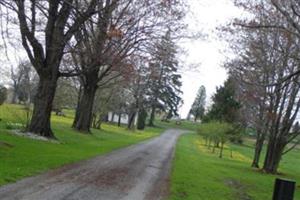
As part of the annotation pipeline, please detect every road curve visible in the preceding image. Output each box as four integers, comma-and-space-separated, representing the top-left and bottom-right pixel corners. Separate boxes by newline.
0, 129, 185, 200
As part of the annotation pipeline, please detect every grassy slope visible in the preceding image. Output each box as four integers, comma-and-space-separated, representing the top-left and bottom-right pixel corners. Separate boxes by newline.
0, 104, 163, 186
169, 133, 300, 200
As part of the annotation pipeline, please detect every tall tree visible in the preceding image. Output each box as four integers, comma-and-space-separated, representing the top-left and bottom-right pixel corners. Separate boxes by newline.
189, 85, 206, 122
148, 31, 183, 126
204, 78, 240, 124
71, 0, 187, 132
228, 0, 300, 173
223, 24, 277, 168
0, 0, 100, 137
70, 0, 133, 132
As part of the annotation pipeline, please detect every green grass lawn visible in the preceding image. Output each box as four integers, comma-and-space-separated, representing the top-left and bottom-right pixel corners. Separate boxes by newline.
0, 104, 164, 186
169, 133, 300, 200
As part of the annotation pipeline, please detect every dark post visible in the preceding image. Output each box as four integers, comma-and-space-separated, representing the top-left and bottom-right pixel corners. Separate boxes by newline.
273, 178, 295, 200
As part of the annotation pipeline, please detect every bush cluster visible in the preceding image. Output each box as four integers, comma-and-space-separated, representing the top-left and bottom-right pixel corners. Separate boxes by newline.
198, 122, 242, 158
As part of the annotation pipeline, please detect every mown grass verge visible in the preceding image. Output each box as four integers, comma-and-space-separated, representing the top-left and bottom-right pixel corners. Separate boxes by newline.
0, 104, 164, 186
168, 133, 300, 200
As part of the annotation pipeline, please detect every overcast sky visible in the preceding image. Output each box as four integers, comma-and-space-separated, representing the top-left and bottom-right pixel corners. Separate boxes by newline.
0, 1, 243, 119
178, 0, 242, 118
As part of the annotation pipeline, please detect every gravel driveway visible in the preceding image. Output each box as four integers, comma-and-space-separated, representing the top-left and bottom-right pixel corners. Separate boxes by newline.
0, 129, 185, 200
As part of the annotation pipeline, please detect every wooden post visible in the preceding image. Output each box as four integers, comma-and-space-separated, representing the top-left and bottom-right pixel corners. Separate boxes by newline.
273, 178, 295, 200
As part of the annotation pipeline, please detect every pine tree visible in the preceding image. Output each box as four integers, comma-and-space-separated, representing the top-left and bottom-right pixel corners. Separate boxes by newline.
148, 31, 182, 126
189, 85, 206, 122
204, 78, 240, 123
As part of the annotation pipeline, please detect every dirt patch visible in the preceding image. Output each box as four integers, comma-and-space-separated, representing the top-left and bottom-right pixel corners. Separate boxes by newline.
0, 141, 14, 148
225, 179, 253, 200
93, 167, 130, 188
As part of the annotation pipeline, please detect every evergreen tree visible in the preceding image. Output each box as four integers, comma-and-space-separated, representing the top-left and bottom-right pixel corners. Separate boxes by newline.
204, 78, 240, 123
189, 85, 206, 122
148, 31, 183, 126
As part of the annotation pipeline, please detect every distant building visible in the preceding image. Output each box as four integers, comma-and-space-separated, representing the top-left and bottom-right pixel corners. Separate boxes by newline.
108, 112, 137, 126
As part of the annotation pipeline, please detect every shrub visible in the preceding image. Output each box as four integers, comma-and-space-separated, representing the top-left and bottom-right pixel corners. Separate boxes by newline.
197, 121, 237, 158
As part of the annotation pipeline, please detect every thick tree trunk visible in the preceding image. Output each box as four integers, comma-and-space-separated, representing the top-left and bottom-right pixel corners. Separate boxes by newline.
137, 108, 147, 130
148, 106, 156, 126
72, 85, 97, 133
251, 130, 266, 168
262, 138, 285, 174
128, 111, 136, 130
28, 77, 58, 138
118, 114, 122, 127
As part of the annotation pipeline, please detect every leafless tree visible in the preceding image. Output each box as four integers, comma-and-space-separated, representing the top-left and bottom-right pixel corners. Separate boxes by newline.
227, 1, 300, 173
68, 0, 186, 132
0, 0, 101, 137
234, 0, 300, 83
10, 60, 36, 104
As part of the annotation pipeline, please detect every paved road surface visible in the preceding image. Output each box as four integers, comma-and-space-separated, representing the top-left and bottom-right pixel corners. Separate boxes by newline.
0, 129, 185, 200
